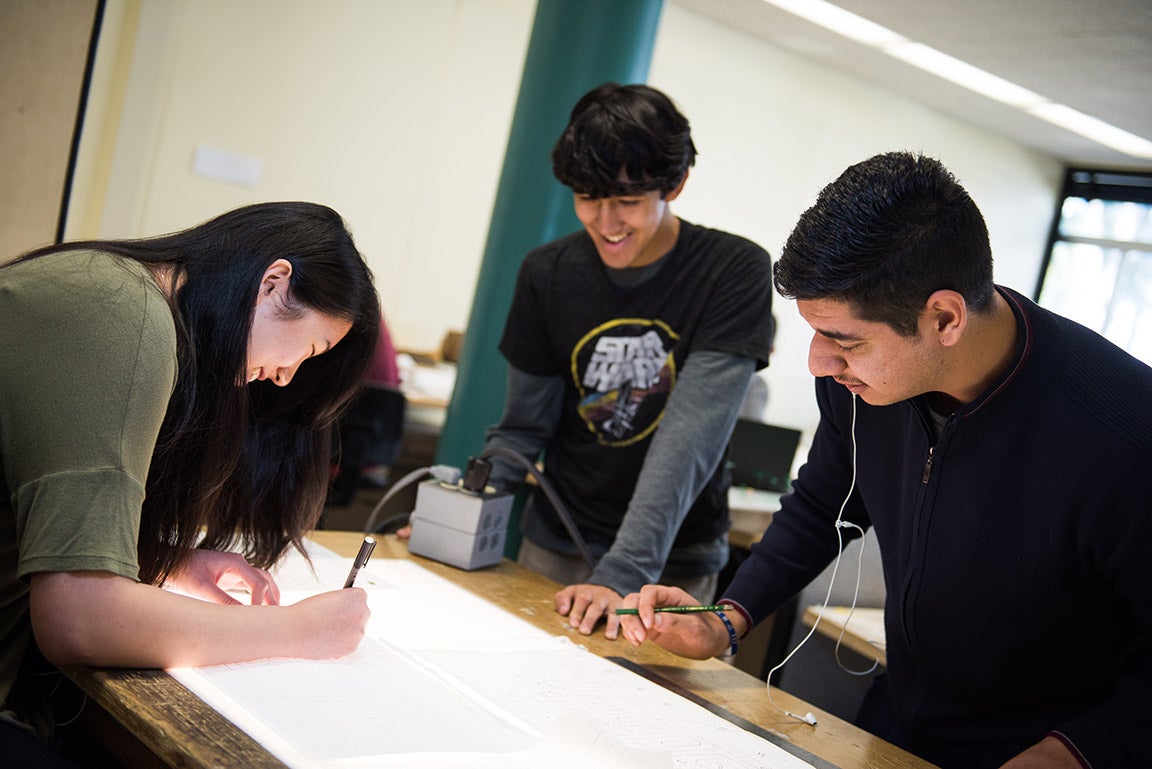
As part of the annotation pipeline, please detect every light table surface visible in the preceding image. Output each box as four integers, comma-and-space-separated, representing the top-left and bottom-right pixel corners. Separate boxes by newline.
63, 531, 926, 768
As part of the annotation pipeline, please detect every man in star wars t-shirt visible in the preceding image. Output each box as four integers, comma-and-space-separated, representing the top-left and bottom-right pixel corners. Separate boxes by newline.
484, 83, 774, 640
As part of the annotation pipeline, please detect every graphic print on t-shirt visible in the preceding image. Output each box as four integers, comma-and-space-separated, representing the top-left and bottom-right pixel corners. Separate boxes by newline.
572, 318, 678, 447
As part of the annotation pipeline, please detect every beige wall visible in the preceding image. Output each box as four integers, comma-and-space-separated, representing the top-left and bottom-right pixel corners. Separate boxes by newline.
66, 0, 1063, 436
0, 0, 100, 260
69, 0, 534, 356
651, 4, 1061, 431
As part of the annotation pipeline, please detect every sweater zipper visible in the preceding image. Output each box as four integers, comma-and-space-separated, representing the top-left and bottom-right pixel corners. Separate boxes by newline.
921, 446, 934, 484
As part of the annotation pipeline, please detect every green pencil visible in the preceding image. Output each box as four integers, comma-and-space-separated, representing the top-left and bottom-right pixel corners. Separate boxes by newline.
614, 604, 733, 616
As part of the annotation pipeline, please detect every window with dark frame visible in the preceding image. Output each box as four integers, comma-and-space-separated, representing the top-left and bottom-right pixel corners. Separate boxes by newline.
1034, 169, 1152, 366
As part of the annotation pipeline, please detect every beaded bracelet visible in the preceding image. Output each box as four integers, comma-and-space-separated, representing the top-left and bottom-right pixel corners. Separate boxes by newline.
716, 610, 738, 657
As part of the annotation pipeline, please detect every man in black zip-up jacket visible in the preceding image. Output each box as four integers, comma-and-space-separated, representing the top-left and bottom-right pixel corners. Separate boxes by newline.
619, 152, 1152, 769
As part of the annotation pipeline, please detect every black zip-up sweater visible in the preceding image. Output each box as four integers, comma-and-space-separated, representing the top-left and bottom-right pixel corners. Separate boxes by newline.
724, 288, 1152, 768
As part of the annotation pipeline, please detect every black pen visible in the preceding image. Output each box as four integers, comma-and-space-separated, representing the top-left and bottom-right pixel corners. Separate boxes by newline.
343, 536, 376, 588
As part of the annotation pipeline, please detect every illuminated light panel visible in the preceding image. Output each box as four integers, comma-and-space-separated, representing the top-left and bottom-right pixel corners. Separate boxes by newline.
759, 0, 1152, 158
1029, 104, 1152, 159
761, 0, 905, 46
885, 43, 1046, 109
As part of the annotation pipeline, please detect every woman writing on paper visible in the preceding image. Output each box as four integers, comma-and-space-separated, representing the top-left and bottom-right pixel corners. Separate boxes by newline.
0, 202, 378, 762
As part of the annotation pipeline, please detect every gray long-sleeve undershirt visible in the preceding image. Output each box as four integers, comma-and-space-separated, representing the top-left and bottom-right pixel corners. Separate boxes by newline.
485, 350, 755, 595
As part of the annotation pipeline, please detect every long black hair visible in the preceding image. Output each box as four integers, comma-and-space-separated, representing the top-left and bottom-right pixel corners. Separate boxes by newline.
15, 202, 381, 583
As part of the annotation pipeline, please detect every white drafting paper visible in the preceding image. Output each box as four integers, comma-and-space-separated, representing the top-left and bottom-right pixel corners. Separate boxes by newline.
169, 542, 815, 769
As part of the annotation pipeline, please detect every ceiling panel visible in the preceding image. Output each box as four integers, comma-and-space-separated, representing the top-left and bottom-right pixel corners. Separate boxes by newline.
673, 0, 1152, 170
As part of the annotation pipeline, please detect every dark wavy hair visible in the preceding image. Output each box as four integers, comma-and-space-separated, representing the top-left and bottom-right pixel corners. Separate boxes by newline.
551, 82, 697, 199
774, 152, 995, 336
16, 202, 380, 584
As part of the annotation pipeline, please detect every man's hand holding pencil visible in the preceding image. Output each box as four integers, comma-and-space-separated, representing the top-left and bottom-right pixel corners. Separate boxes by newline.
617, 584, 746, 660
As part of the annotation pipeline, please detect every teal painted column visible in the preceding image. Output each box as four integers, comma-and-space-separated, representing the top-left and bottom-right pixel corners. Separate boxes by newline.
436, 0, 664, 477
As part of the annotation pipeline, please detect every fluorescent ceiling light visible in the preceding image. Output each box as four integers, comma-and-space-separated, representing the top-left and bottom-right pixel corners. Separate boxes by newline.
760, 0, 1152, 159
1029, 104, 1152, 159
886, 43, 1046, 109
762, 0, 904, 46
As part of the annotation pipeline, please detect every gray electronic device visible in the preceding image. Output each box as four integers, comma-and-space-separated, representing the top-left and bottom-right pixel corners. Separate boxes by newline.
406, 480, 513, 570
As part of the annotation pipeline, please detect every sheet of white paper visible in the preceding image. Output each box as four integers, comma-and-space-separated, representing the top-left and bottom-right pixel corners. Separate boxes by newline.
174, 636, 537, 759
170, 542, 816, 769
441, 711, 673, 769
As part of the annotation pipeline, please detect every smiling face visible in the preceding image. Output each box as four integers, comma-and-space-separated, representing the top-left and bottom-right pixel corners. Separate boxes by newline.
573, 177, 685, 270
798, 297, 945, 407
244, 259, 352, 386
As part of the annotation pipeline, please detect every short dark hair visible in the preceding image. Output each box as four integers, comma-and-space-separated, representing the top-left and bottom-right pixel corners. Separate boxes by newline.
774, 152, 995, 335
551, 82, 696, 199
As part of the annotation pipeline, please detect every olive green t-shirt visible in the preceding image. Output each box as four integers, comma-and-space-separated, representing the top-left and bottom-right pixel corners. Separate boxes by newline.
0, 249, 177, 727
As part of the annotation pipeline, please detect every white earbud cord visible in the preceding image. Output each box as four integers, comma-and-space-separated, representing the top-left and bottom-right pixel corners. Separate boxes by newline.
764, 393, 876, 728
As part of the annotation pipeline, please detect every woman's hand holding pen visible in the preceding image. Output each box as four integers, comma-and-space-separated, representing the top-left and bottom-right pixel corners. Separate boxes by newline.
286, 590, 370, 659
168, 549, 369, 659
166, 550, 281, 606
617, 584, 742, 659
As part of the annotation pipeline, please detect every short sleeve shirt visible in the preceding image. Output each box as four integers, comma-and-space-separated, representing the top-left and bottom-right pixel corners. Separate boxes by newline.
0, 250, 177, 720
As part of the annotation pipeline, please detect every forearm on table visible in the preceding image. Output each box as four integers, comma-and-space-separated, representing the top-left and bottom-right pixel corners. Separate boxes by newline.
593, 352, 756, 593
31, 571, 323, 669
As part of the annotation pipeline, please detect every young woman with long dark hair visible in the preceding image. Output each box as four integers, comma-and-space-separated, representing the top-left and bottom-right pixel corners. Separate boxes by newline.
0, 201, 380, 761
